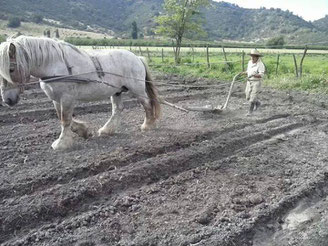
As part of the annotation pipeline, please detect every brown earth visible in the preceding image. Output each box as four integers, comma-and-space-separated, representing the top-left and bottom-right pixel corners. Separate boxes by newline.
0, 74, 328, 246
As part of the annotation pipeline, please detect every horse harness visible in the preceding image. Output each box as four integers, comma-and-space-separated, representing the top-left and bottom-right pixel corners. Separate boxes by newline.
90, 56, 105, 79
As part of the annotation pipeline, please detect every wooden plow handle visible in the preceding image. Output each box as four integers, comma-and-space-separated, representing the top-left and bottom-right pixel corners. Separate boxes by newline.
217, 72, 243, 110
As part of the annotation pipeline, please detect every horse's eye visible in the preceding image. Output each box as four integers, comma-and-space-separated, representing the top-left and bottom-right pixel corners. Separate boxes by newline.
9, 69, 14, 73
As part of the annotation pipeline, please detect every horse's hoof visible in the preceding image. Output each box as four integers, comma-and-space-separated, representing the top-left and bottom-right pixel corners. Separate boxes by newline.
51, 138, 74, 150
98, 127, 115, 136
141, 123, 155, 131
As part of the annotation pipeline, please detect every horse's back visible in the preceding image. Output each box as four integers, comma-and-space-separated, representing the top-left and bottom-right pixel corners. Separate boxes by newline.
93, 49, 145, 79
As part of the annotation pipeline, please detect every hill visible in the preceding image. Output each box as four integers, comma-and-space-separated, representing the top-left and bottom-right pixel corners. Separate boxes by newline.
0, 20, 113, 41
313, 15, 328, 32
204, 2, 327, 44
0, 0, 327, 44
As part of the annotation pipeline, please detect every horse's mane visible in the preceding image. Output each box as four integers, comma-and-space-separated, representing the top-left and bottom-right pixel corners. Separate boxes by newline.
0, 36, 85, 83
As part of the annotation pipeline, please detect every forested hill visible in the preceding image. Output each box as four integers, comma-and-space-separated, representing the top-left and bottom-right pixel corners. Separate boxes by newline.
313, 16, 328, 32
0, 0, 327, 44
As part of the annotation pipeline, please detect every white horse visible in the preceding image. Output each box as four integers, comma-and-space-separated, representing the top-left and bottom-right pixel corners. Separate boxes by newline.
0, 36, 161, 150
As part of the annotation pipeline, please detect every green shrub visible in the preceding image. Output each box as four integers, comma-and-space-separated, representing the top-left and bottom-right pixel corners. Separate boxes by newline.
31, 14, 43, 24
7, 17, 21, 28
0, 35, 6, 43
266, 36, 285, 48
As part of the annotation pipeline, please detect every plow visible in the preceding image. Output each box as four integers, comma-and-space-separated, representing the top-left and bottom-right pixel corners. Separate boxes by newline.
162, 72, 243, 113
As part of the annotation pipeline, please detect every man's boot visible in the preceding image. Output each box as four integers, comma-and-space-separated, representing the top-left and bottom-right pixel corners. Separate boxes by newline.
249, 102, 255, 114
254, 101, 261, 111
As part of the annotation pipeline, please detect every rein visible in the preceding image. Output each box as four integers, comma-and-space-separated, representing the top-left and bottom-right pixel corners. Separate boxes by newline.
8, 71, 245, 113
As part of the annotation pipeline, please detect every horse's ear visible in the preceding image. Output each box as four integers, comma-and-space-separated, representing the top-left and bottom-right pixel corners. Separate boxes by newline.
9, 43, 16, 59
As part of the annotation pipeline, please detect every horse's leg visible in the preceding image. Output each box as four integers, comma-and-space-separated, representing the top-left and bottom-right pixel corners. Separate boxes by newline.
51, 96, 75, 150
53, 101, 91, 139
98, 94, 123, 136
137, 94, 156, 131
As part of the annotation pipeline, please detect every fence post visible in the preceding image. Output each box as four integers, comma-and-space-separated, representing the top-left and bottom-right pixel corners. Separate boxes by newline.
242, 51, 245, 71
147, 48, 151, 62
139, 47, 143, 56
206, 45, 210, 68
293, 54, 298, 78
222, 46, 231, 71
275, 54, 280, 76
161, 48, 164, 63
299, 46, 308, 78
192, 47, 195, 62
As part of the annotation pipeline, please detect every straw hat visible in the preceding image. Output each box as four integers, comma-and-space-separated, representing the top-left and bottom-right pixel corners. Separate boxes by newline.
248, 49, 262, 57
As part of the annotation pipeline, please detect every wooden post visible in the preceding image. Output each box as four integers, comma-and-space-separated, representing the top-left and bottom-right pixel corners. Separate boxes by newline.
275, 54, 280, 76
222, 46, 230, 71
242, 51, 245, 71
161, 48, 164, 63
206, 45, 210, 68
192, 47, 195, 62
299, 46, 308, 78
139, 47, 143, 56
147, 48, 151, 62
293, 54, 298, 78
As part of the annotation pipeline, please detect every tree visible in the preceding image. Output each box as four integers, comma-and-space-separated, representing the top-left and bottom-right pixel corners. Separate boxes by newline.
131, 21, 138, 39
156, 0, 209, 64
31, 14, 43, 24
266, 36, 285, 48
7, 17, 21, 28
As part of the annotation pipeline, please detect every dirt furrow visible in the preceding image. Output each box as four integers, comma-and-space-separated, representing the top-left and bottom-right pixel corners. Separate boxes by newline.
0, 113, 297, 201
198, 172, 328, 246
0, 119, 311, 243
0, 90, 216, 126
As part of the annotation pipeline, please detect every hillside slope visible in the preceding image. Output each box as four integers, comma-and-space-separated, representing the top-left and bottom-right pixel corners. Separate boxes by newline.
0, 0, 327, 43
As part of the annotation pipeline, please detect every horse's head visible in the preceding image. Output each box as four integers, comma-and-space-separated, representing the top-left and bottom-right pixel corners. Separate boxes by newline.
0, 77, 22, 106
0, 39, 31, 85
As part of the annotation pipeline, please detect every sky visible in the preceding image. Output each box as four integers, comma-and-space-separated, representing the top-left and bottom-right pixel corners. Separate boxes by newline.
214, 0, 328, 21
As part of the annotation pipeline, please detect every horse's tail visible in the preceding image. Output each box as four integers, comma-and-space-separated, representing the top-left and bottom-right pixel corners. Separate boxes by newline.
139, 57, 161, 120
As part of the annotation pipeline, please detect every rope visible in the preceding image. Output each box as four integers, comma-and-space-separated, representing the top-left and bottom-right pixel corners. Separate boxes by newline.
24, 71, 246, 90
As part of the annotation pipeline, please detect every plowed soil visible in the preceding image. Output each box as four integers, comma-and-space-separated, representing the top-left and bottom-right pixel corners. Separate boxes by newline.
1, 74, 328, 246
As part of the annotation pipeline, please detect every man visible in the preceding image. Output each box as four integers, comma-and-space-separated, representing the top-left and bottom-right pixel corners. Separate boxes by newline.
242, 49, 265, 115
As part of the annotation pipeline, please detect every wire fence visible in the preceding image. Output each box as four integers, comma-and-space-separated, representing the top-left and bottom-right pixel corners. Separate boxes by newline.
80, 43, 328, 79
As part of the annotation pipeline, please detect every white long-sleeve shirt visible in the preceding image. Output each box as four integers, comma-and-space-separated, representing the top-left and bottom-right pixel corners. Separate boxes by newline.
247, 59, 265, 81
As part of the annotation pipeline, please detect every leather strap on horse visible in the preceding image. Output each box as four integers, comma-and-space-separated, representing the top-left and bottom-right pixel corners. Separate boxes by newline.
60, 49, 73, 75
90, 56, 105, 79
